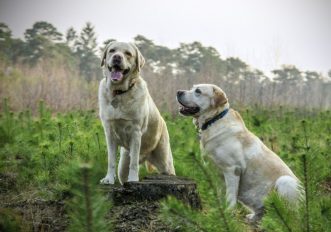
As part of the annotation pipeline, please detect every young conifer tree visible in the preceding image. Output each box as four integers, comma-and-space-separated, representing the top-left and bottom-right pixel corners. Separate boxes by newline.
67, 162, 111, 232
261, 120, 331, 232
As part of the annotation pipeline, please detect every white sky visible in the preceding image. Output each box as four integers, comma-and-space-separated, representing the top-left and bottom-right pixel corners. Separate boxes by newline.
0, 0, 330, 75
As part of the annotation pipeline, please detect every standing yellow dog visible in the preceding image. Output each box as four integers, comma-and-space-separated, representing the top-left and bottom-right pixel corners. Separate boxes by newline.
98, 41, 175, 185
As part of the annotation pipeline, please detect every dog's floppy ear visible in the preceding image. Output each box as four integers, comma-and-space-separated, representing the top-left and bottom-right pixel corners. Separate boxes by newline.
101, 41, 116, 67
101, 46, 108, 67
131, 43, 145, 72
212, 86, 228, 107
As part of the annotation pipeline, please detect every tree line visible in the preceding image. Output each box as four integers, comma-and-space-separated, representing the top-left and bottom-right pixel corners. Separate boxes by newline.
0, 21, 330, 113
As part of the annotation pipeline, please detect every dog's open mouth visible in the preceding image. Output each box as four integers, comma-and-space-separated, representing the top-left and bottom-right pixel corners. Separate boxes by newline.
108, 65, 130, 82
178, 100, 200, 116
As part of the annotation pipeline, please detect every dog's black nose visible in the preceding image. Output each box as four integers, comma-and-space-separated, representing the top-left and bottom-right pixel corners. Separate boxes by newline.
177, 90, 184, 98
112, 54, 122, 65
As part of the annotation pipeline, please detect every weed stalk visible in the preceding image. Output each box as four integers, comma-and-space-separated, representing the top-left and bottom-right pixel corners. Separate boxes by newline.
301, 120, 310, 232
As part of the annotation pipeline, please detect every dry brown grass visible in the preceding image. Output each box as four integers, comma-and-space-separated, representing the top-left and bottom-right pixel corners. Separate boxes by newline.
0, 60, 99, 113
1, 60, 330, 114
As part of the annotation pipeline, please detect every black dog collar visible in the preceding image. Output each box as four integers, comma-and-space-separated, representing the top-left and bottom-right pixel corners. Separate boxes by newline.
112, 83, 135, 97
201, 108, 229, 131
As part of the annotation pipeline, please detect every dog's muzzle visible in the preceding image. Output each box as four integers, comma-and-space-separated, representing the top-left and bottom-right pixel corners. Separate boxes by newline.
177, 91, 200, 116
107, 64, 130, 82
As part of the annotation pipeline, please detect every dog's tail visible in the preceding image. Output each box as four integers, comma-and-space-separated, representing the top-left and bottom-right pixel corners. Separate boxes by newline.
275, 175, 303, 203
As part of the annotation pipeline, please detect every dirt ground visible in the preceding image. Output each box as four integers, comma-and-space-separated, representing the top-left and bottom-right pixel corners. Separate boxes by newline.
0, 173, 68, 231
109, 201, 174, 232
0, 173, 176, 232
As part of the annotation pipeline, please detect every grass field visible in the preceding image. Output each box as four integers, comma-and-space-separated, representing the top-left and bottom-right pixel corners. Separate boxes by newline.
0, 99, 330, 231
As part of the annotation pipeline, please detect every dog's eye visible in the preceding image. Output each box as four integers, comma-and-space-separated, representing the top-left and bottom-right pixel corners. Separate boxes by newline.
125, 51, 132, 57
109, 49, 115, 53
195, 88, 202, 95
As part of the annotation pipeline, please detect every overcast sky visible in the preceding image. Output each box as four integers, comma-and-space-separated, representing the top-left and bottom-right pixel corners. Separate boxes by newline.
1, 0, 330, 75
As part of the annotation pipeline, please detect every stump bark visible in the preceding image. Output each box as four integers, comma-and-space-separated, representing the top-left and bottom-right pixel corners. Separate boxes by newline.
101, 175, 202, 232
104, 175, 201, 208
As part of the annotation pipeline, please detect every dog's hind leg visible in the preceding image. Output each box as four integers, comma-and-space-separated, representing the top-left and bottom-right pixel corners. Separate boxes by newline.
238, 185, 268, 223
118, 147, 130, 185
148, 129, 175, 175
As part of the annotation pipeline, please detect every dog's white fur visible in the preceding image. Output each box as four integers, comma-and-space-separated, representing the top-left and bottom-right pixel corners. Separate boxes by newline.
177, 84, 302, 221
99, 41, 175, 185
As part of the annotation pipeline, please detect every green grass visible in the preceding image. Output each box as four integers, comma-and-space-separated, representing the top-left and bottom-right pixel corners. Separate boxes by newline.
0, 100, 330, 231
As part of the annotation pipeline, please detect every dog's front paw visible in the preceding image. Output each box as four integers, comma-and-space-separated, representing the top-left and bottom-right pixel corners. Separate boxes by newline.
246, 213, 255, 220
127, 170, 139, 182
245, 213, 260, 224
100, 174, 115, 185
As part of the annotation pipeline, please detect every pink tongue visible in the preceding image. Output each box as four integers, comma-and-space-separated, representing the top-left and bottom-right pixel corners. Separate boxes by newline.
111, 71, 123, 81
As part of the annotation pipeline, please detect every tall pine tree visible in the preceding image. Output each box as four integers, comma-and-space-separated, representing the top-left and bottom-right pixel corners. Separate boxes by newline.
75, 22, 100, 81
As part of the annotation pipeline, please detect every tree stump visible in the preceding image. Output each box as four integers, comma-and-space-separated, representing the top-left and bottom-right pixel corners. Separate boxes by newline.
105, 175, 201, 208
101, 175, 201, 232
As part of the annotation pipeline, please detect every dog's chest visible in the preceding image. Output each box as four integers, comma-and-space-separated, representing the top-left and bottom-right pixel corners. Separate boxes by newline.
102, 92, 146, 120
200, 130, 244, 169
106, 100, 130, 120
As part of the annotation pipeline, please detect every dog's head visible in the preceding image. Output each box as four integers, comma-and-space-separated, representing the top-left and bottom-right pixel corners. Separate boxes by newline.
101, 41, 145, 84
176, 84, 228, 117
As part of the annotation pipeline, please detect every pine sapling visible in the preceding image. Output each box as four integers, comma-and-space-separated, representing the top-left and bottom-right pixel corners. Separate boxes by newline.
67, 162, 110, 232
270, 202, 292, 232
191, 154, 231, 232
